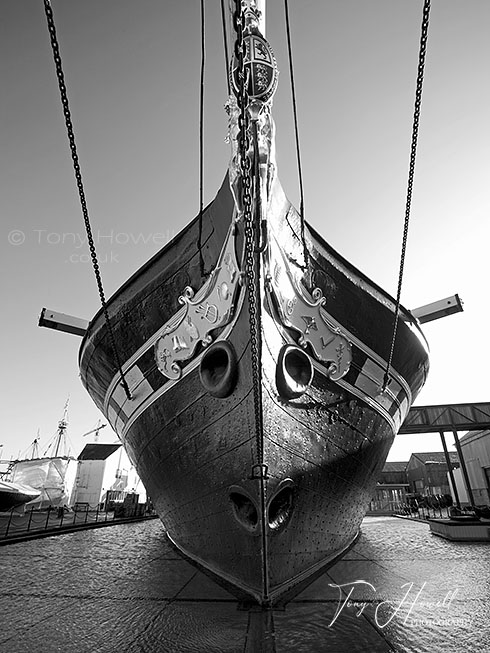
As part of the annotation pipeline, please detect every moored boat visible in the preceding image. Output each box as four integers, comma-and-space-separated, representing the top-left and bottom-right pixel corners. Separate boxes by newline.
77, 0, 430, 605
0, 480, 40, 512
9, 403, 78, 511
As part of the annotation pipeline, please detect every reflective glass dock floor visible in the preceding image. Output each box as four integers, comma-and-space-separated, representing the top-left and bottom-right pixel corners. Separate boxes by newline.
0, 516, 488, 652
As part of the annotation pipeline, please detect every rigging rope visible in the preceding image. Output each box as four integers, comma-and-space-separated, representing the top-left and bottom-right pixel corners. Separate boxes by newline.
42, 0, 132, 401
198, 0, 206, 277
220, 0, 231, 97
383, 0, 431, 391
284, 0, 308, 269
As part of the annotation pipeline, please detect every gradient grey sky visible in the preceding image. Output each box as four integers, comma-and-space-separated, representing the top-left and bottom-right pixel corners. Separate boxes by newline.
2, 1, 490, 462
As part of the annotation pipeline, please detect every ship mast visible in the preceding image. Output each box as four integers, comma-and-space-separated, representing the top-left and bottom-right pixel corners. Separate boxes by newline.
30, 431, 41, 459
52, 397, 69, 458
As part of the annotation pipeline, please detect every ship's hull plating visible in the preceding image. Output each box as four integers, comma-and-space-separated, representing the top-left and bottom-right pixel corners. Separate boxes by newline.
79, 176, 429, 604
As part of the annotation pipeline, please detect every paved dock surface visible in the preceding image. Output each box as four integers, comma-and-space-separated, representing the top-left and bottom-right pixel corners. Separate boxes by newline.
1, 516, 488, 652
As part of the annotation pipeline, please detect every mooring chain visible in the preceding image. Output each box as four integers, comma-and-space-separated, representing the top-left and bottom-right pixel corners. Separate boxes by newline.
383, 0, 431, 391
43, 0, 132, 400
233, 1, 264, 467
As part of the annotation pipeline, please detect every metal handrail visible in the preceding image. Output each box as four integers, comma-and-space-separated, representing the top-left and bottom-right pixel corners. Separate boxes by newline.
0, 502, 156, 541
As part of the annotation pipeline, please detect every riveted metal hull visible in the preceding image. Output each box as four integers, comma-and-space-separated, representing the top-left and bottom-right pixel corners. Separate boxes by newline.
79, 174, 429, 605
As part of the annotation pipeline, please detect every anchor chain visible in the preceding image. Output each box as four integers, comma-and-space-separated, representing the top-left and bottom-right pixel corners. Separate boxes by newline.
43, 0, 132, 401
233, 2, 265, 467
383, 0, 431, 391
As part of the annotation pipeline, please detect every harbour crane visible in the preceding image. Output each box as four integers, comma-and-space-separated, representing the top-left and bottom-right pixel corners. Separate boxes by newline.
81, 422, 107, 443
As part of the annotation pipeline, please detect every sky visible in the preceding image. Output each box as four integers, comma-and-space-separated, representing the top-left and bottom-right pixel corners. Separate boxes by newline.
1, 0, 489, 465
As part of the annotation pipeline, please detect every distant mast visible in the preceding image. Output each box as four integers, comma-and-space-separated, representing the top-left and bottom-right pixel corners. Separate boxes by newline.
53, 398, 69, 457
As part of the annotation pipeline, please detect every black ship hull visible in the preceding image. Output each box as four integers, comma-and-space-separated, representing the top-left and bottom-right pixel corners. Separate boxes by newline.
79, 174, 429, 604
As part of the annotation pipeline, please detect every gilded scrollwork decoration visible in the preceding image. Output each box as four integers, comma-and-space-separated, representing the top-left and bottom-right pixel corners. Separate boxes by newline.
266, 234, 352, 381
154, 225, 241, 380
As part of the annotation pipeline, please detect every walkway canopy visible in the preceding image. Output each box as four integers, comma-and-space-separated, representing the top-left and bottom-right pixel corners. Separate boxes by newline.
400, 402, 490, 434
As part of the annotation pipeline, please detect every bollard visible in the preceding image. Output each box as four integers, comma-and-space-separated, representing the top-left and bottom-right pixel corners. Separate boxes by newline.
84, 506, 89, 524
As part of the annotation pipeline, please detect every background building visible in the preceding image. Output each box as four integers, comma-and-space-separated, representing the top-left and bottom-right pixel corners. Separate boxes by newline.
72, 443, 147, 510
378, 461, 408, 485
406, 451, 460, 497
368, 461, 410, 514
449, 430, 490, 506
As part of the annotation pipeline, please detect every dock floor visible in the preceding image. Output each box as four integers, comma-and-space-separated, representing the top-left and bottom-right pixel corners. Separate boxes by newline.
1, 516, 488, 652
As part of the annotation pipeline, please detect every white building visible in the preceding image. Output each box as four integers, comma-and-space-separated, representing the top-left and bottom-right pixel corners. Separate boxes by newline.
72, 443, 147, 509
